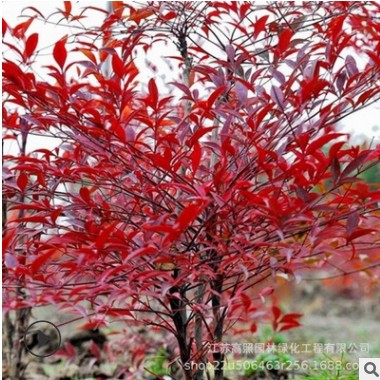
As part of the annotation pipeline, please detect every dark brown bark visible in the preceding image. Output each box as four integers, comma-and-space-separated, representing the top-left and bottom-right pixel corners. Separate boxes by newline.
212, 274, 225, 380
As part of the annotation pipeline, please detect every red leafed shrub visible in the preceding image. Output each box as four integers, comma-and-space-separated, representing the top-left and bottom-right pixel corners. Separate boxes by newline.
3, 2, 380, 379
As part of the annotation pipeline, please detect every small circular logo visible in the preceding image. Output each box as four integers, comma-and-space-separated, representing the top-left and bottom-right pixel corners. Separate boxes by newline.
24, 320, 61, 357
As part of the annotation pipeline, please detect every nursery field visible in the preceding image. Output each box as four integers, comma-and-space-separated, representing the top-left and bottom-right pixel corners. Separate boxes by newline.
3, 2, 380, 380
10, 277, 379, 380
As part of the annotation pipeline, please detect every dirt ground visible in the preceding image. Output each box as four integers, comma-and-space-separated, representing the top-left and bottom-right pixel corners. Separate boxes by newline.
284, 278, 380, 357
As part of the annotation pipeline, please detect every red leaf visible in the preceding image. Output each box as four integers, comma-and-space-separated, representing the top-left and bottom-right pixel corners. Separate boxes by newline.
17, 215, 48, 224
189, 69, 195, 86
111, 120, 126, 142
105, 308, 133, 317
95, 221, 118, 250
79, 319, 107, 329
24, 33, 38, 59
161, 11, 177, 21
147, 153, 171, 171
279, 313, 303, 324
129, 7, 154, 24
250, 322, 258, 333
240, 293, 252, 310
79, 187, 91, 203
53, 38, 67, 69
31, 249, 56, 273
177, 201, 208, 231
79, 48, 97, 64
177, 205, 198, 230
2, 18, 8, 37
207, 86, 226, 108
17, 172, 28, 192
254, 15, 269, 39
13, 18, 34, 39
58, 342, 77, 360
279, 321, 301, 332
89, 340, 101, 360
346, 212, 359, 237
277, 29, 293, 55
341, 151, 371, 179
112, 1, 124, 18
51, 208, 62, 224
190, 142, 201, 173
301, 79, 329, 101
144, 224, 175, 234
306, 133, 342, 155
2, 229, 16, 253
112, 54, 124, 77
148, 78, 158, 107
347, 228, 376, 243
272, 305, 281, 321
63, 1, 72, 19
188, 127, 215, 146
358, 89, 376, 105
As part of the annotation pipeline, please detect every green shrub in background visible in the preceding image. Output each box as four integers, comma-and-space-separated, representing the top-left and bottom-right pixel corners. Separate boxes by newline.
299, 354, 358, 380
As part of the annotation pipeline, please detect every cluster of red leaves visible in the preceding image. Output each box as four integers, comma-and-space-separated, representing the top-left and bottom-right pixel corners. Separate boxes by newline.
2, 1, 380, 376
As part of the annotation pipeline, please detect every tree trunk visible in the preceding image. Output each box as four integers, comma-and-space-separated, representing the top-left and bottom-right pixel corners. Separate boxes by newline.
168, 284, 193, 380
194, 283, 206, 380
212, 275, 225, 380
